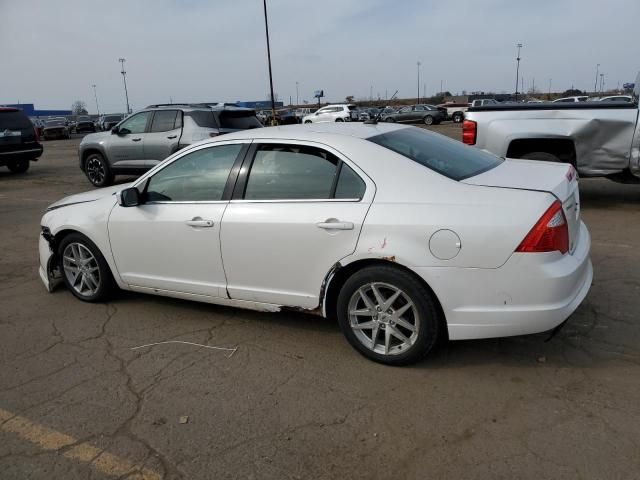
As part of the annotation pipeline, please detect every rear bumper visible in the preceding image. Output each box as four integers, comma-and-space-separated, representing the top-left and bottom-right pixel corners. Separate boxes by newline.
414, 221, 593, 340
0, 146, 43, 165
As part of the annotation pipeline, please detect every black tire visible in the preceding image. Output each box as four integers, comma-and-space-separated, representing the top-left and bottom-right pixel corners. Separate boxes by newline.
337, 265, 441, 366
423, 115, 434, 125
385, 117, 396, 123
304, 120, 312, 124
58, 232, 116, 302
84, 152, 114, 187
520, 151, 561, 162
452, 112, 463, 123
7, 160, 30, 173
335, 118, 344, 122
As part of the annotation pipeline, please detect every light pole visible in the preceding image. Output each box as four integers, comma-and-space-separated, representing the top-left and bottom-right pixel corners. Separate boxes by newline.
92, 84, 100, 117
593, 64, 600, 95
417, 61, 421, 103
118, 58, 130, 115
296, 81, 299, 106
599, 73, 604, 94
548, 78, 552, 99
262, 0, 277, 125
514, 43, 523, 101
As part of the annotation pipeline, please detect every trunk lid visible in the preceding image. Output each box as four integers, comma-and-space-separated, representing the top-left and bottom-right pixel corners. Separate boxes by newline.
463, 158, 581, 254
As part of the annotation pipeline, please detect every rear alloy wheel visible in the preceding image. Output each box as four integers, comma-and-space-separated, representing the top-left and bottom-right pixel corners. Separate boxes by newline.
337, 266, 441, 365
520, 151, 561, 163
7, 160, 30, 173
423, 115, 434, 125
85, 153, 114, 187
59, 233, 115, 302
452, 112, 463, 123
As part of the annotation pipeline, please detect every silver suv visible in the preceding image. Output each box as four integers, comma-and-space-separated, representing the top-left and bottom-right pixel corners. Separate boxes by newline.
79, 104, 262, 187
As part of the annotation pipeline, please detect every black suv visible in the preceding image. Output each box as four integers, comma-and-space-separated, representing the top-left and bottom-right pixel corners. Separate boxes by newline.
0, 107, 43, 174
79, 103, 262, 187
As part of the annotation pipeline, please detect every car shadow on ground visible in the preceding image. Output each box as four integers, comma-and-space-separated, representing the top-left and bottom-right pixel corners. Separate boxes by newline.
49, 287, 626, 370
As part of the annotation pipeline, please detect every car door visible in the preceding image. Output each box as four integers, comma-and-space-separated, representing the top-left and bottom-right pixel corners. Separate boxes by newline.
220, 140, 374, 308
396, 106, 412, 122
143, 110, 183, 167
314, 107, 333, 123
108, 141, 248, 297
107, 111, 151, 169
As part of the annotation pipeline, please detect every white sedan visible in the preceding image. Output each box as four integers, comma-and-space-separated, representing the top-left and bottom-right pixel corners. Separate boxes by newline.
39, 123, 592, 365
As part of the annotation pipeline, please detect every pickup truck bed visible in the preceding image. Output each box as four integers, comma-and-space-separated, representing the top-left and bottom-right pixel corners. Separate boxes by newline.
464, 101, 640, 181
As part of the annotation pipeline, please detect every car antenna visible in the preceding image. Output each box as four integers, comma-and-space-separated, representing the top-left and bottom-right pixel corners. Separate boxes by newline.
364, 90, 398, 124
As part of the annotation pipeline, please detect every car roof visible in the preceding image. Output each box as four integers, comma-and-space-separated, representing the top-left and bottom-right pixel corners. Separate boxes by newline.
205, 122, 408, 144
143, 103, 254, 113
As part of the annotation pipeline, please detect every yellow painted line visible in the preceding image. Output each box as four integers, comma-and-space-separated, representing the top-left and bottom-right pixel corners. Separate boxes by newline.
0, 408, 161, 479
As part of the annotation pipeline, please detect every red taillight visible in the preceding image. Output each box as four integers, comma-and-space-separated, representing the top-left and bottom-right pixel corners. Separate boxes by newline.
462, 120, 476, 145
33, 125, 40, 142
516, 200, 569, 254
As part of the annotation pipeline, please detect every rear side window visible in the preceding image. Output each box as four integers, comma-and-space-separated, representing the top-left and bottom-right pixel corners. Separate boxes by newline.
335, 164, 365, 199
0, 111, 32, 129
244, 144, 339, 200
188, 110, 217, 128
150, 110, 179, 132
217, 111, 262, 129
368, 127, 502, 180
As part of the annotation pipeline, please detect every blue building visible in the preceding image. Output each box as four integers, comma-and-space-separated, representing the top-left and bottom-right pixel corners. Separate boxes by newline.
235, 100, 284, 109
0, 103, 72, 118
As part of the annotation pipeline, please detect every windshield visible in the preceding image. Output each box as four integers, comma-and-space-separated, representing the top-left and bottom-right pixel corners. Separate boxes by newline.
46, 120, 66, 126
0, 111, 32, 129
368, 127, 503, 181
105, 115, 122, 121
77, 116, 90, 121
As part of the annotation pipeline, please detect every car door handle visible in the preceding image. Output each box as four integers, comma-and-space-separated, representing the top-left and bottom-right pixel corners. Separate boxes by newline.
132, 138, 142, 142
186, 218, 214, 228
316, 220, 354, 230
167, 135, 177, 139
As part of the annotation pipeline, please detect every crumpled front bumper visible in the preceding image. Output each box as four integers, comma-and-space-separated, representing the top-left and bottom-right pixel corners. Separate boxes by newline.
38, 230, 61, 292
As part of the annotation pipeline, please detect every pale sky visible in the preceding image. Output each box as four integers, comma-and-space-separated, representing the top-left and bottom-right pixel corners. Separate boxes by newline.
1, 0, 638, 114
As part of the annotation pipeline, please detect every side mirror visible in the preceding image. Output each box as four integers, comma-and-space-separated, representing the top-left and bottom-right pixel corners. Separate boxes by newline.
118, 187, 141, 207
111, 126, 119, 134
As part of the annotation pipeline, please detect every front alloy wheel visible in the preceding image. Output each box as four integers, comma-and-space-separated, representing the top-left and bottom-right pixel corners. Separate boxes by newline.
337, 266, 441, 365
85, 153, 113, 187
63, 242, 101, 297
58, 233, 115, 302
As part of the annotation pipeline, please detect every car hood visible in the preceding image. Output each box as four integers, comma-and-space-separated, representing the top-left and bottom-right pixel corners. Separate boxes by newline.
81, 131, 111, 143
47, 184, 130, 210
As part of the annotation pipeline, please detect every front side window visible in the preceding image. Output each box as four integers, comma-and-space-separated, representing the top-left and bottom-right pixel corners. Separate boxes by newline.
119, 112, 151, 134
335, 164, 366, 199
399, 106, 411, 113
145, 144, 243, 202
150, 110, 179, 132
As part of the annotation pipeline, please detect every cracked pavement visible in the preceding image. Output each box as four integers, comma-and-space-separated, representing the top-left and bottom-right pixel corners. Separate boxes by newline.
1, 126, 639, 479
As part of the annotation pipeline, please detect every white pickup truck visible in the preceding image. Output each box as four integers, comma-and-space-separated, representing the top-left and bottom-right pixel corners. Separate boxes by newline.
463, 80, 640, 183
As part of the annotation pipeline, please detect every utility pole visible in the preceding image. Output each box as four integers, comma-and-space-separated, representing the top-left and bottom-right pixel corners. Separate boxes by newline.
514, 43, 523, 101
593, 64, 600, 95
423, 83, 426, 99
262, 0, 277, 125
548, 78, 552, 99
118, 58, 130, 115
92, 84, 100, 116
416, 61, 421, 104
295, 81, 299, 105
599, 73, 604, 94
370, 85, 373, 102
440, 79, 443, 95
